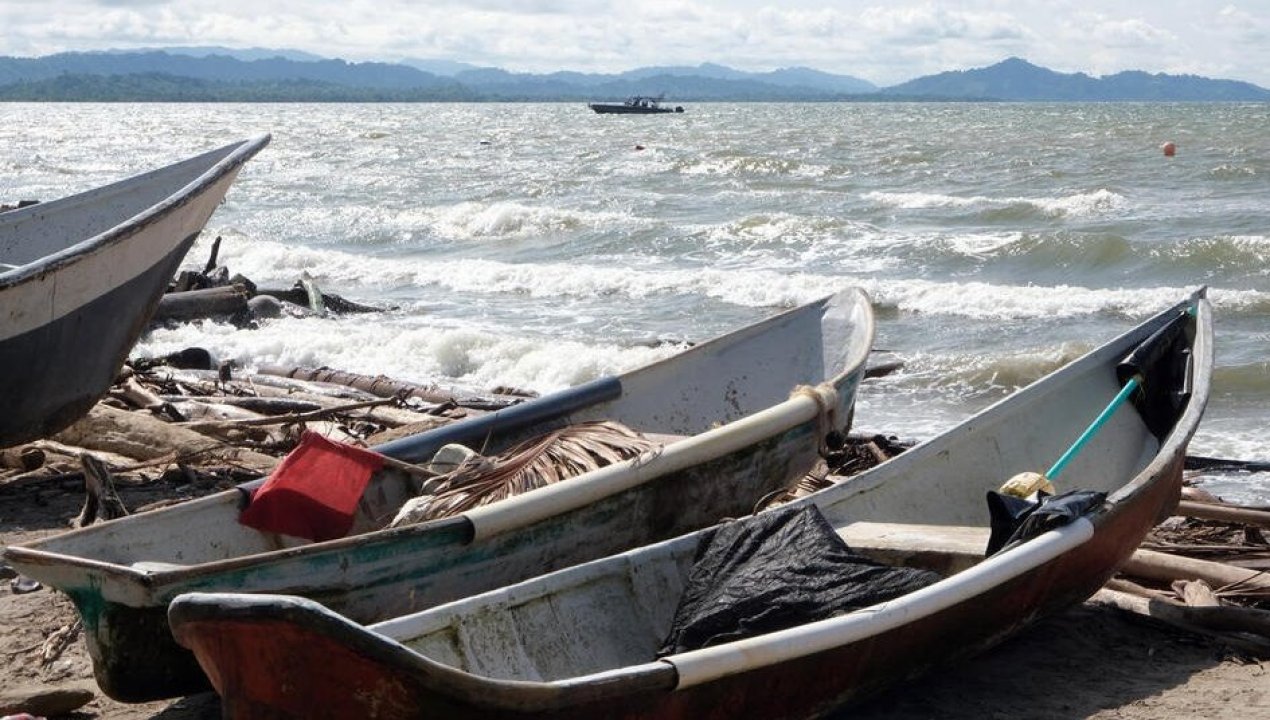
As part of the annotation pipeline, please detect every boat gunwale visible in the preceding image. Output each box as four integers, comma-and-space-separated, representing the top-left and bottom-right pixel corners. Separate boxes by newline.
1100, 293, 1212, 510
170, 590, 682, 707
0, 133, 271, 289
809, 289, 1210, 513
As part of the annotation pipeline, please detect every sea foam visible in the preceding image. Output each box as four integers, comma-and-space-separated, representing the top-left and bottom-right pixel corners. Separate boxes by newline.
135, 315, 680, 393
189, 235, 1270, 321
864, 188, 1128, 218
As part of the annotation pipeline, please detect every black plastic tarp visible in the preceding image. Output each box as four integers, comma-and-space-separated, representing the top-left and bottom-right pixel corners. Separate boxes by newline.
1117, 305, 1196, 441
659, 504, 942, 655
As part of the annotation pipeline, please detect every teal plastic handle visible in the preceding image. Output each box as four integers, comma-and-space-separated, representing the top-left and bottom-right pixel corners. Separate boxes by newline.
1046, 376, 1140, 481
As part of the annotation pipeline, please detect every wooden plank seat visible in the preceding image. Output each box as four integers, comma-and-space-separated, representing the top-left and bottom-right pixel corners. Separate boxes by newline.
836, 522, 991, 576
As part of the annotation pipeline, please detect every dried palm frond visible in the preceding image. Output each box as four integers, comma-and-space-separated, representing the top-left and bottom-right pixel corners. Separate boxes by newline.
763, 464, 832, 508
390, 420, 656, 526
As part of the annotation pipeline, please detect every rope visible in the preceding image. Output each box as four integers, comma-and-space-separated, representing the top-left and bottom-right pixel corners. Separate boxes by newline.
790, 383, 838, 457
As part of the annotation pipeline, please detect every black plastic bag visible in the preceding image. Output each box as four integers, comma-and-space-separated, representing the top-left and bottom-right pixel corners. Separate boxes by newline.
659, 504, 942, 655
986, 489, 1106, 556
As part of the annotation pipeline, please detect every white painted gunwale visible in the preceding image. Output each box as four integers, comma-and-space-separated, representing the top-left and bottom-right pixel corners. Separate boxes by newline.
0, 135, 271, 341
466, 383, 841, 541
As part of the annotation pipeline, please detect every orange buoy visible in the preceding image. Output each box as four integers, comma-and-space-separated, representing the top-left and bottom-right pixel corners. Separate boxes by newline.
1162, 141, 1176, 157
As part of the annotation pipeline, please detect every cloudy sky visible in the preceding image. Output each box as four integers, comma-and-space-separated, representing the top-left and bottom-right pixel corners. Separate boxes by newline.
2, 1, 1269, 87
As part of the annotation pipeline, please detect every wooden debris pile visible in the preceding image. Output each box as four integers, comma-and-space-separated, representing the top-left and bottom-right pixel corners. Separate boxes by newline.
1096, 482, 1270, 657
150, 235, 388, 327
0, 356, 537, 525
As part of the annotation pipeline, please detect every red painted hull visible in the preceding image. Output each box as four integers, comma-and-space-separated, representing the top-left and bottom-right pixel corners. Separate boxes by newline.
173, 453, 1184, 720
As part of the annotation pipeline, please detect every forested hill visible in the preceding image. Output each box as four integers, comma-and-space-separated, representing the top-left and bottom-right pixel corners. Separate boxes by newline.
883, 57, 1270, 101
1, 50, 1266, 102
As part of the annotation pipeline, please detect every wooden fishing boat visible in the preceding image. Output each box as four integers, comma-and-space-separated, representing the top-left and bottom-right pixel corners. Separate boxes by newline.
4, 288, 875, 702
0, 135, 270, 448
170, 290, 1211, 720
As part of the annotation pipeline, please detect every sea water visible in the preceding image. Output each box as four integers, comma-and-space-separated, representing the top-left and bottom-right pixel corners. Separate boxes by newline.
2, 101, 1266, 503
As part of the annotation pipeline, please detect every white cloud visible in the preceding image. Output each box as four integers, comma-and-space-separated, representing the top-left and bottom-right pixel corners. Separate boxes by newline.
856, 4, 1025, 43
1089, 17, 1177, 47
1216, 4, 1267, 41
0, 1, 1266, 87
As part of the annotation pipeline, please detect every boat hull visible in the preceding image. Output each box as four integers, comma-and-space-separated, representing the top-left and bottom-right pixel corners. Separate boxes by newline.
614, 457, 1184, 720
74, 423, 829, 702
589, 104, 677, 114
170, 457, 1187, 720
0, 136, 270, 447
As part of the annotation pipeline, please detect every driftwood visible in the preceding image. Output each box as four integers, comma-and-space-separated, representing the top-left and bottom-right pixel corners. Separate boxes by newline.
0, 446, 44, 472
1124, 547, 1270, 594
1174, 578, 1222, 607
162, 237, 382, 316
28, 439, 150, 474
256, 285, 384, 314
168, 401, 269, 423
179, 397, 398, 432
1091, 586, 1270, 656
1185, 455, 1270, 473
153, 284, 250, 323
116, 376, 164, 410
1175, 499, 1270, 529
161, 395, 324, 415
1101, 577, 1270, 643
157, 391, 440, 428
0, 198, 39, 213
258, 365, 530, 410
73, 454, 128, 527
202, 235, 222, 274
864, 361, 904, 379
298, 272, 325, 315
53, 405, 277, 474
144, 367, 383, 403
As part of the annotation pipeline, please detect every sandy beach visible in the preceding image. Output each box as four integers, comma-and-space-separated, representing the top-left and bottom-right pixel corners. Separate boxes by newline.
2, 574, 1264, 719
2, 482, 1265, 719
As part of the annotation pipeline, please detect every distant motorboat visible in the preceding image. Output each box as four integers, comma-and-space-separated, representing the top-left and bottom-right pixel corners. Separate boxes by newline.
588, 95, 684, 114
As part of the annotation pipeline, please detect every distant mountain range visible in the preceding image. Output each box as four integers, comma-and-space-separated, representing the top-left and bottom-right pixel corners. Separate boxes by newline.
0, 49, 1266, 102
884, 57, 1270, 101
